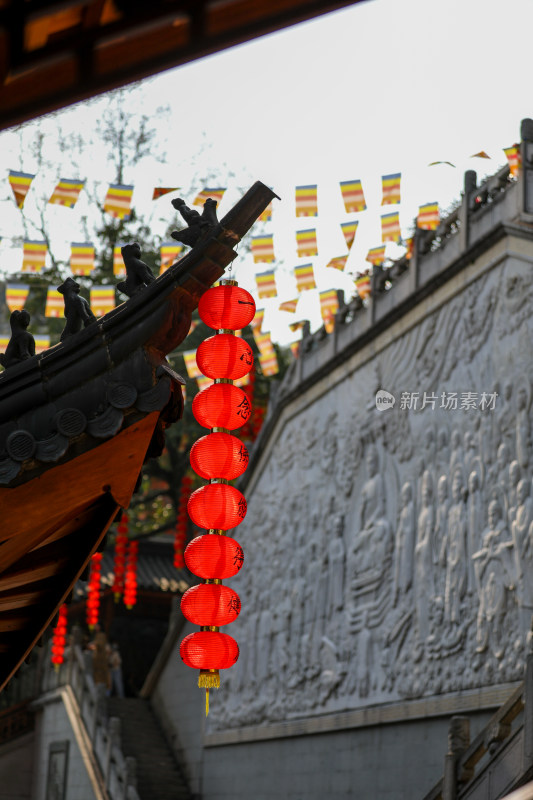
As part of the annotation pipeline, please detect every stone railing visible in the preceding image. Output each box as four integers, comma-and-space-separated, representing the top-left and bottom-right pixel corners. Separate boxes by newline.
38, 638, 140, 800
422, 653, 533, 800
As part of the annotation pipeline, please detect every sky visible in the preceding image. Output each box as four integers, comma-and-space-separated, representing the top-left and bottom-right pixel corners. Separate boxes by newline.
0, 0, 532, 343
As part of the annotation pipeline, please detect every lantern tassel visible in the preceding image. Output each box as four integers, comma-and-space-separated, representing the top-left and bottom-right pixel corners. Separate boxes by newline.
198, 669, 220, 689
206, 688, 209, 716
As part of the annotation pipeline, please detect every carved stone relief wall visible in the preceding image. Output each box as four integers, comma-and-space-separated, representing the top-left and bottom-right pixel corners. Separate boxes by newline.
208, 257, 533, 731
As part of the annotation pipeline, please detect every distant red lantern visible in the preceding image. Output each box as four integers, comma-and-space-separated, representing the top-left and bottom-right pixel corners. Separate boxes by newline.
86, 552, 102, 629
180, 631, 239, 670
190, 433, 249, 481
188, 483, 247, 530
181, 584, 241, 626
185, 534, 244, 579
192, 383, 252, 430
196, 334, 254, 380
198, 285, 256, 330
51, 604, 68, 669
124, 540, 139, 609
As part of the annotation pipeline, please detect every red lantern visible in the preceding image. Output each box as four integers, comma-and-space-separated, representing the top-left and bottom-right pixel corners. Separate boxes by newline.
192, 383, 252, 430
196, 334, 254, 381
51, 604, 68, 669
190, 433, 249, 480
185, 534, 244, 579
188, 483, 247, 530
198, 285, 256, 330
86, 552, 102, 629
180, 631, 239, 670
181, 584, 241, 626
124, 540, 139, 609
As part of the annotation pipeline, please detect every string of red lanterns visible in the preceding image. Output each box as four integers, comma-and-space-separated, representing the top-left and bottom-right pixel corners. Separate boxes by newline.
180, 280, 255, 714
86, 552, 103, 630
51, 603, 68, 670
124, 539, 139, 609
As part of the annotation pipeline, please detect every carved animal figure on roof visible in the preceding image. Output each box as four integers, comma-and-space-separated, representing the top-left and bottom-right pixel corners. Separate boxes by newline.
0, 309, 35, 369
170, 197, 218, 247
57, 277, 97, 341
117, 242, 156, 299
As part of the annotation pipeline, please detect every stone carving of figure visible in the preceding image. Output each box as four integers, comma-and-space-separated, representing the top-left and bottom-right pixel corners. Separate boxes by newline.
463, 431, 478, 483
445, 467, 468, 624
473, 498, 515, 658
497, 382, 515, 457
415, 470, 435, 640
435, 475, 449, 597
437, 427, 450, 477
353, 444, 391, 574
270, 575, 290, 679
393, 482, 415, 607
508, 460, 521, 525
516, 379, 532, 473
288, 563, 305, 682
346, 610, 373, 697
449, 429, 464, 479
467, 470, 483, 593
257, 591, 272, 684
496, 442, 511, 498
512, 479, 533, 629
327, 513, 346, 617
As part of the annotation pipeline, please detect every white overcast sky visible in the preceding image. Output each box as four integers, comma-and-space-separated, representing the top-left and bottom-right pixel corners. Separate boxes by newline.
0, 0, 532, 340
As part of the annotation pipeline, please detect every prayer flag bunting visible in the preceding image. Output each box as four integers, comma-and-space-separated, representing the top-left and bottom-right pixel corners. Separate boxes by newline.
319, 289, 339, 333
289, 320, 306, 332
251, 234, 275, 263
340, 179, 366, 213
279, 299, 298, 313
160, 241, 183, 273
103, 184, 134, 219
45, 288, 64, 318
294, 263, 316, 292
255, 270, 277, 299
381, 173, 401, 205
381, 211, 401, 244
470, 151, 491, 159
417, 202, 440, 230
326, 255, 348, 271
91, 286, 115, 317
252, 308, 265, 331
289, 341, 300, 358
258, 202, 273, 222
22, 240, 47, 273
70, 242, 95, 276
295, 184, 318, 217
340, 220, 358, 250
152, 187, 179, 200
366, 245, 386, 266
5, 283, 29, 312
355, 273, 371, 300
48, 178, 84, 208
296, 228, 318, 258
253, 331, 279, 376
9, 170, 35, 208
113, 245, 126, 277
504, 144, 521, 177
34, 335, 50, 354
428, 161, 456, 168
193, 187, 226, 206
0, 336, 9, 351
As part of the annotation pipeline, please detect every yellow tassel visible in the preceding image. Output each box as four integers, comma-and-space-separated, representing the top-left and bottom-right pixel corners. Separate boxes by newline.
198, 669, 220, 689
206, 688, 209, 716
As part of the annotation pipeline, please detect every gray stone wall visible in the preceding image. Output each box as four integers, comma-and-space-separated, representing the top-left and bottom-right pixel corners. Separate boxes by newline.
0, 733, 34, 798
155, 158, 533, 799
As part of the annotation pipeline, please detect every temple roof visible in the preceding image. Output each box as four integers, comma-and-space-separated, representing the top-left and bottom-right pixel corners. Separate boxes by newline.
0, 0, 365, 132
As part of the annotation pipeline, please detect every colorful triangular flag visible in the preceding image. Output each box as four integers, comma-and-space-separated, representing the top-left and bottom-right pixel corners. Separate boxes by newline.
45, 287, 64, 318
192, 188, 226, 206
296, 229, 318, 258
381, 212, 401, 244
381, 173, 401, 205
8, 170, 35, 208
255, 271, 277, 299
251, 234, 275, 263
295, 185, 318, 217
294, 263, 316, 292
5, 283, 29, 312
417, 202, 440, 230
22, 240, 47, 273
152, 187, 179, 200
339, 180, 366, 213
340, 220, 359, 250
90, 286, 115, 317
70, 243, 95, 276
48, 178, 85, 208
104, 184, 133, 219
366, 246, 386, 266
